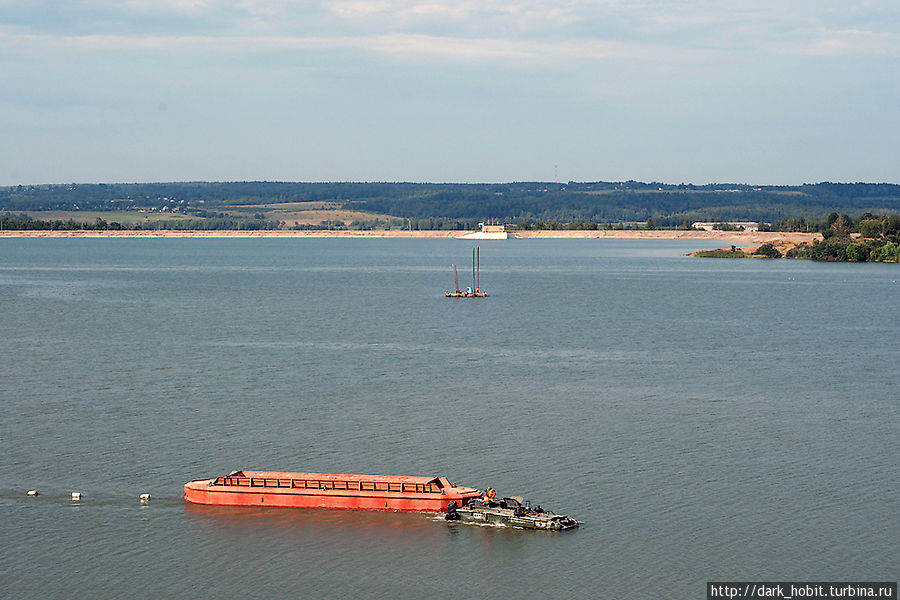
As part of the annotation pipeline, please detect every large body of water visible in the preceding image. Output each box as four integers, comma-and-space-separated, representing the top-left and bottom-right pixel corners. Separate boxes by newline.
1, 238, 897, 598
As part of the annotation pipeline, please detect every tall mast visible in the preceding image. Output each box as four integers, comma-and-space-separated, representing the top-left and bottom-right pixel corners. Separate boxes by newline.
452, 264, 459, 293
472, 247, 476, 292
476, 246, 480, 291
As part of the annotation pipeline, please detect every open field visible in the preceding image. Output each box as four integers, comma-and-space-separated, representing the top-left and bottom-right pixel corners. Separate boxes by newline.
11, 210, 197, 224
218, 201, 389, 226
227, 201, 342, 210
6, 205, 403, 228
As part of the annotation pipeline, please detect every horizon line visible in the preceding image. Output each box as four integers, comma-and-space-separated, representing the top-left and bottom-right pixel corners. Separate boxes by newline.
4, 179, 900, 188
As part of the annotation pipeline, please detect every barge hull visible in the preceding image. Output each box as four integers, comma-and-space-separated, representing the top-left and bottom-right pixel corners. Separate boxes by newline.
184, 471, 481, 513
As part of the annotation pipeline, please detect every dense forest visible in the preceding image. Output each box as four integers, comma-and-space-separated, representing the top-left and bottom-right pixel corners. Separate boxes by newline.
783, 213, 900, 262
2, 181, 900, 228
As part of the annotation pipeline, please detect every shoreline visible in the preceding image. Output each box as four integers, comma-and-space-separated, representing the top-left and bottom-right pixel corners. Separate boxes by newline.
0, 229, 823, 243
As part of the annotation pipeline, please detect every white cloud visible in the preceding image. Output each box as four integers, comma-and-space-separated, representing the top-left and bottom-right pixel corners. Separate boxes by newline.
123, 0, 211, 11
5, 0, 900, 54
363, 33, 648, 63
791, 28, 899, 56
0, 27, 679, 66
329, 1, 397, 20
323, 1, 594, 37
3, 2, 899, 66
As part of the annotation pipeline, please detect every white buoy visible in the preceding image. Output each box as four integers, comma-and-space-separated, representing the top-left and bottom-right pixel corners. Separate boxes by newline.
71, 492, 82, 500
140, 493, 150, 501
27, 490, 39, 496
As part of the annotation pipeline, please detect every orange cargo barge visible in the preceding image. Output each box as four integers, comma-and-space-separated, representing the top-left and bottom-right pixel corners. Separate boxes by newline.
184, 470, 482, 513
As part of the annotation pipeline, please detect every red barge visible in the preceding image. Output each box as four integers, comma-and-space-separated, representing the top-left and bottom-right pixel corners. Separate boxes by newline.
184, 470, 482, 513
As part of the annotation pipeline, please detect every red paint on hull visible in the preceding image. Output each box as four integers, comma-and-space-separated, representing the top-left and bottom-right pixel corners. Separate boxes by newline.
184, 470, 481, 513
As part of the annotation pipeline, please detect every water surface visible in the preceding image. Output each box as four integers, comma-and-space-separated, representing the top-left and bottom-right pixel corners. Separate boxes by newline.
1, 238, 897, 598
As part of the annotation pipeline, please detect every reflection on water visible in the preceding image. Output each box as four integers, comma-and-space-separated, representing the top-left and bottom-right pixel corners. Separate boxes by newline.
184, 502, 448, 544
181, 502, 573, 597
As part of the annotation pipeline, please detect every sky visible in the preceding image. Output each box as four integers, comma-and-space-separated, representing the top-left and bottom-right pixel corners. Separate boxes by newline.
1, 1, 898, 185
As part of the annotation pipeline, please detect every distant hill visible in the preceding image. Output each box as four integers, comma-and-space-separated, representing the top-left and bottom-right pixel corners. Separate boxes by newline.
2, 181, 899, 228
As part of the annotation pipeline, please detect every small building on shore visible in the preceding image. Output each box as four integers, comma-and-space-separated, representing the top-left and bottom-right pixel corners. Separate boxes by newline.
692, 221, 760, 232
459, 222, 512, 239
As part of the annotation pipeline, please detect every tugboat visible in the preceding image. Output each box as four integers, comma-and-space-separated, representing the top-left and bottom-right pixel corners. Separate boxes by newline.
445, 494, 580, 531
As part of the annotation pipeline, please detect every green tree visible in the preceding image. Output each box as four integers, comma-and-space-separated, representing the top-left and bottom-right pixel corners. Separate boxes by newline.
754, 243, 782, 258
833, 214, 853, 234
871, 241, 898, 262
884, 215, 900, 236
858, 219, 883, 238
844, 243, 869, 262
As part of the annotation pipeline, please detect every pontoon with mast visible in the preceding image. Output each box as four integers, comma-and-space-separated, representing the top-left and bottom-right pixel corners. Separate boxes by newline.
445, 247, 487, 297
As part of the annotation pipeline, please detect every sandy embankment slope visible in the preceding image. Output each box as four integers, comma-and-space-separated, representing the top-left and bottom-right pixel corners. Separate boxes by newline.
0, 229, 459, 238
0, 229, 823, 243
512, 230, 821, 243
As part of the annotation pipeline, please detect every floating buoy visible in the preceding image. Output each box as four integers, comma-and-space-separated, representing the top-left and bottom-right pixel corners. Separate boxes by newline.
27, 490, 39, 496
71, 492, 82, 500
140, 493, 150, 501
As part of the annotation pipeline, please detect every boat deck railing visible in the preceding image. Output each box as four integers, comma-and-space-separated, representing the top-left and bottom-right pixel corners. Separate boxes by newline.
212, 476, 444, 494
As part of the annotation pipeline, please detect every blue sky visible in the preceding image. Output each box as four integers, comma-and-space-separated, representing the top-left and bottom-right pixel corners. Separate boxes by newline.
1, 1, 898, 185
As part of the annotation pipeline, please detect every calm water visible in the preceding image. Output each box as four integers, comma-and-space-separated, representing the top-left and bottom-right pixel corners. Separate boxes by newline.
1, 238, 897, 598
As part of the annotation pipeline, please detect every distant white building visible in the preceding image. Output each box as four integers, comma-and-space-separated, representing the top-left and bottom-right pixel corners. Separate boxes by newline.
692, 221, 759, 232
459, 222, 510, 239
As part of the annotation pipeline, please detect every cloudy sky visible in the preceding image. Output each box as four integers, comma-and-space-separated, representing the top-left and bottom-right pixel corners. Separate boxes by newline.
1, 1, 898, 185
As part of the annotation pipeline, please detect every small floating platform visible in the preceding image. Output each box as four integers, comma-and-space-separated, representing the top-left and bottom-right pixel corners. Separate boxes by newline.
445, 290, 486, 298
445, 247, 487, 298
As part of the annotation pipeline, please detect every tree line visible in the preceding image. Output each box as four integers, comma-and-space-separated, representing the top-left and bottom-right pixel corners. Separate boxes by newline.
0, 214, 284, 231
783, 213, 900, 262
3, 181, 900, 226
